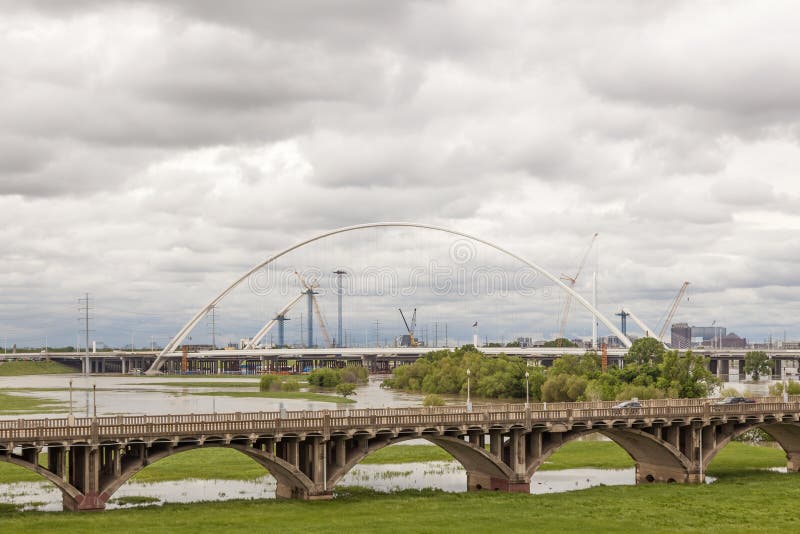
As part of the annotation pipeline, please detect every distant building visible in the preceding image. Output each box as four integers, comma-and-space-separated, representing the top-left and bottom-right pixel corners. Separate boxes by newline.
783, 341, 800, 350
690, 326, 726, 345
671, 323, 691, 349
720, 333, 747, 348
515, 337, 533, 348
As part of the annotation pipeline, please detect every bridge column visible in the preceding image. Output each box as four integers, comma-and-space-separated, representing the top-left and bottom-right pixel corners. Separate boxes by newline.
48, 445, 66, 480
121, 357, 126, 375
468, 429, 483, 448
489, 430, 502, 459
509, 429, 526, 475
334, 436, 347, 468
286, 438, 300, 468
64, 445, 106, 511
527, 430, 542, 463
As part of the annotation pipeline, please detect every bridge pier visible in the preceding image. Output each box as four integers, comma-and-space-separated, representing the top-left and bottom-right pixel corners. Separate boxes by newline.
64, 445, 107, 511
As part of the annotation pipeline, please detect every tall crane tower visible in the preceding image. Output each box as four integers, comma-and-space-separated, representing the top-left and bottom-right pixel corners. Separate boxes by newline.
294, 272, 332, 348
399, 308, 419, 347
658, 282, 691, 342
557, 233, 598, 345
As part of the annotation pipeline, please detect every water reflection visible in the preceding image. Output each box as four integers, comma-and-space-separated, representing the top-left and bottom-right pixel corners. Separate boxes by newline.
0, 461, 642, 512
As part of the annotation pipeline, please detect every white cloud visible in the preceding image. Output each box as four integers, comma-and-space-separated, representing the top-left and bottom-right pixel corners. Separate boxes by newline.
1, 1, 799, 347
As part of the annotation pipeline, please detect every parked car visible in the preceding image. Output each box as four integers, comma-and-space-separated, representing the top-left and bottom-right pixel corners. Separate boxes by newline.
612, 400, 642, 409
715, 396, 756, 405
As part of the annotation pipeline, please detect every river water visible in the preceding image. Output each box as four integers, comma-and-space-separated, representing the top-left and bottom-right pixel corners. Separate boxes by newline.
0, 373, 782, 511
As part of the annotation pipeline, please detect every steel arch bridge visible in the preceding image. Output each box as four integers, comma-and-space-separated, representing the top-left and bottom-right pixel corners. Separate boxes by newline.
147, 222, 631, 375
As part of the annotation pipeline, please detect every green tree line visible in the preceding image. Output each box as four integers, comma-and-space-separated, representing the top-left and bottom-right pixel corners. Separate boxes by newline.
382, 338, 718, 402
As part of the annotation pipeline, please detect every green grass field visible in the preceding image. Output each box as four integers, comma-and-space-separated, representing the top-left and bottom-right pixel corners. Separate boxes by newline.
0, 439, 795, 532
0, 360, 76, 376
189, 390, 355, 403
0, 392, 67, 415
1, 472, 799, 533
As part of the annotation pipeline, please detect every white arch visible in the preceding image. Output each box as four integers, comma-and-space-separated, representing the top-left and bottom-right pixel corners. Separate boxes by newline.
147, 222, 631, 374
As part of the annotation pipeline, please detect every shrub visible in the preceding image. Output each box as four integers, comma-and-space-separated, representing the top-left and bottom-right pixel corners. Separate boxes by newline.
336, 382, 357, 398
718, 386, 742, 398
340, 366, 369, 384
279, 381, 300, 392
423, 394, 445, 406
259, 374, 280, 392
308, 368, 341, 388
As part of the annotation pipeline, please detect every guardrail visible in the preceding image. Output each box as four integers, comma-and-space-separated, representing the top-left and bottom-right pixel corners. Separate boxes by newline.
2, 397, 800, 444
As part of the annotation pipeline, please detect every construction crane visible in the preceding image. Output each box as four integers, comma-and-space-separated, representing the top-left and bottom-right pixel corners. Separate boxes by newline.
657, 282, 691, 342
557, 233, 599, 345
294, 271, 333, 348
398, 308, 419, 347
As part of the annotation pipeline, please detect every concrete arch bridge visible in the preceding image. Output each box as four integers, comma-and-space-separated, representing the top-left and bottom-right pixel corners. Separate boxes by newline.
2, 398, 800, 511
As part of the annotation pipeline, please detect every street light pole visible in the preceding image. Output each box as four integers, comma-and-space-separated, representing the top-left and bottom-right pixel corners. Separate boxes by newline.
68, 379, 73, 422
466, 368, 472, 412
92, 383, 97, 419
525, 370, 530, 407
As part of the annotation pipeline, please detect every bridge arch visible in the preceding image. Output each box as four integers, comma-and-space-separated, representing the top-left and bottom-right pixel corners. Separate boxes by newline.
147, 222, 631, 374
0, 453, 83, 501
325, 434, 514, 490
703, 421, 800, 472
101, 442, 315, 503
526, 428, 692, 484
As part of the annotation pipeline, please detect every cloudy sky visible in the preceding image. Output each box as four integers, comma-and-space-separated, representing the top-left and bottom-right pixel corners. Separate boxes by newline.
1, 1, 799, 350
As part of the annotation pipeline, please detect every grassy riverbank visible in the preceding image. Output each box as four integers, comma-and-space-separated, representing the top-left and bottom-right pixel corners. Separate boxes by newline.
189, 390, 354, 403
0, 361, 76, 376
1, 471, 799, 532
0, 392, 67, 415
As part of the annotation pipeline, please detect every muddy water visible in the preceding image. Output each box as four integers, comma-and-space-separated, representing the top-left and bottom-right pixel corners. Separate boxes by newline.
0, 374, 426, 419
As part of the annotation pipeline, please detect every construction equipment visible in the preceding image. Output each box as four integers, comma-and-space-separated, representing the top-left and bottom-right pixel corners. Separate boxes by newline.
245, 293, 304, 349
398, 308, 419, 347
295, 272, 332, 348
557, 233, 599, 345
620, 307, 658, 339
657, 282, 691, 342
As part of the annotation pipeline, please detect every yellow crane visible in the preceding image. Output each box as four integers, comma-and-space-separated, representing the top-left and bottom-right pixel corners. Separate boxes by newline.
399, 308, 419, 347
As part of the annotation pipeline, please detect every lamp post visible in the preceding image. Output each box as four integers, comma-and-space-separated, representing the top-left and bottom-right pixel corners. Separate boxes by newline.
525, 370, 530, 407
92, 383, 97, 419
68, 379, 74, 424
466, 368, 472, 412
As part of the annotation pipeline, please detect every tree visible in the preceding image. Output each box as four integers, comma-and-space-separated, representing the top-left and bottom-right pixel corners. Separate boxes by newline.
625, 337, 666, 366
423, 394, 445, 406
336, 382, 357, 398
657, 350, 718, 398
544, 338, 578, 348
744, 351, 772, 381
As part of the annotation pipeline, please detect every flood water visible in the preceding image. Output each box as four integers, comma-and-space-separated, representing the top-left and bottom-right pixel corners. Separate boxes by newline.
0, 461, 641, 512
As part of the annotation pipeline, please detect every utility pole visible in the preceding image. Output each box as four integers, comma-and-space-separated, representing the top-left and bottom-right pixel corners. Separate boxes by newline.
445, 323, 448, 347
299, 312, 304, 348
207, 306, 217, 350
333, 270, 346, 348
434, 321, 439, 347
78, 293, 93, 375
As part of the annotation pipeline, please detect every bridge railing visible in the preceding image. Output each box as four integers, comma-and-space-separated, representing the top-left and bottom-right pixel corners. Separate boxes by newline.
4, 398, 800, 442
